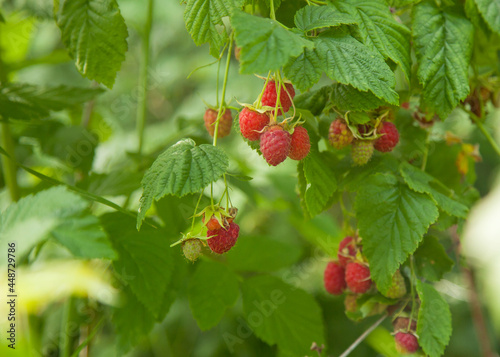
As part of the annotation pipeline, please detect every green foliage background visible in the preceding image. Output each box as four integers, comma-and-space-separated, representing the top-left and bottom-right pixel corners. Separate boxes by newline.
0, 0, 499, 356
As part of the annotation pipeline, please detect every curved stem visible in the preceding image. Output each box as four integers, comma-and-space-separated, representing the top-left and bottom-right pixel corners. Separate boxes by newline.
136, 0, 154, 155
213, 32, 233, 147
339, 315, 387, 357
269, 0, 276, 20
468, 110, 500, 158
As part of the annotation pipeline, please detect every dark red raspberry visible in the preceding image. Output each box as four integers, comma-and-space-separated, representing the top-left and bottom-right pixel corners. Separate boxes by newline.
374, 122, 399, 152
337, 236, 356, 267
345, 262, 372, 294
207, 222, 239, 254
394, 332, 419, 354
260, 125, 292, 166
204, 108, 232, 138
324, 261, 346, 295
329, 118, 354, 149
239, 107, 269, 141
261, 81, 295, 116
288, 126, 310, 161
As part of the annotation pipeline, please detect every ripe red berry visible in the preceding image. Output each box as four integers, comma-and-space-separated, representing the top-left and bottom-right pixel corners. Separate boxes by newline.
345, 262, 372, 294
207, 222, 239, 254
202, 214, 222, 231
338, 236, 356, 267
324, 261, 346, 295
329, 118, 353, 149
239, 107, 270, 141
374, 122, 399, 152
204, 108, 232, 138
261, 81, 295, 116
182, 239, 203, 262
351, 140, 374, 166
288, 126, 310, 161
394, 332, 419, 354
260, 125, 292, 166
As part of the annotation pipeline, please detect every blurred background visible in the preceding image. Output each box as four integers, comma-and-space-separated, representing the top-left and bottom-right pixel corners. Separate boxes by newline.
0, 0, 499, 356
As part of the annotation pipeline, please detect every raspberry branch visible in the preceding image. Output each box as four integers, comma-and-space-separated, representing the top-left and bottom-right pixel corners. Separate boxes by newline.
339, 314, 387, 357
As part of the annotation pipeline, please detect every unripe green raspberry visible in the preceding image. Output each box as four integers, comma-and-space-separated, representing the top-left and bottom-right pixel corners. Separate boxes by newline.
351, 140, 374, 166
383, 270, 407, 299
182, 239, 203, 262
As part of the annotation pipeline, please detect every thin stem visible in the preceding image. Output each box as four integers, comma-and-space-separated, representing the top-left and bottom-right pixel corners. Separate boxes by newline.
468, 109, 500, 157
136, 0, 154, 155
60, 297, 76, 357
269, 0, 276, 20
421, 131, 429, 171
255, 71, 272, 108
70, 317, 105, 357
339, 315, 387, 357
213, 32, 234, 147
408, 256, 417, 330
0, 122, 20, 201
191, 191, 204, 230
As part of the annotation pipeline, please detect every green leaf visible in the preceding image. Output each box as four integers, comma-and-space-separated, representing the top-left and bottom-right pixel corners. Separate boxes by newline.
348, 111, 371, 125
52, 215, 116, 260
226, 235, 302, 272
188, 261, 239, 330
399, 162, 468, 218
294, 85, 332, 115
294, 5, 357, 32
137, 139, 228, 229
283, 46, 323, 91
0, 186, 115, 264
184, 0, 232, 57
315, 31, 399, 105
474, 0, 500, 34
0, 84, 104, 120
241, 275, 325, 356
232, 10, 313, 74
302, 150, 337, 217
112, 286, 155, 355
330, 83, 387, 111
345, 0, 411, 81
57, 0, 128, 88
102, 213, 174, 319
413, 236, 454, 282
417, 281, 452, 357
354, 173, 438, 292
81, 170, 142, 197
412, 1, 473, 118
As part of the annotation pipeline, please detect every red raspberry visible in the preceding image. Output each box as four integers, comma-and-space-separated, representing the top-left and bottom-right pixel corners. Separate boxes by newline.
394, 332, 419, 354
324, 261, 346, 295
351, 140, 374, 166
345, 262, 372, 294
337, 236, 356, 267
204, 108, 232, 138
401, 102, 410, 110
207, 222, 239, 254
374, 122, 399, 152
202, 214, 222, 231
288, 126, 310, 161
182, 239, 203, 262
239, 107, 269, 141
261, 81, 295, 116
329, 118, 354, 149
260, 125, 292, 166
393, 317, 417, 332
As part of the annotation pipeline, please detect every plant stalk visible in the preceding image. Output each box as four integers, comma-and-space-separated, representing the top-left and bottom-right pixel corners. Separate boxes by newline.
136, 0, 154, 155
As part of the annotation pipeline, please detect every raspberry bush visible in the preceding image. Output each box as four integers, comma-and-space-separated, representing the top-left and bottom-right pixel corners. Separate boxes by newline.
0, 0, 499, 356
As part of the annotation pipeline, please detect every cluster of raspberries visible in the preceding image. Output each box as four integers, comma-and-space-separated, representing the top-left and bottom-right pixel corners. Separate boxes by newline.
239, 81, 311, 166
324, 236, 420, 353
328, 118, 399, 165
